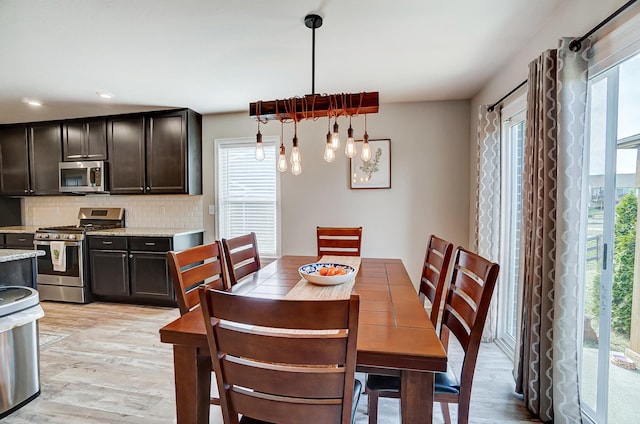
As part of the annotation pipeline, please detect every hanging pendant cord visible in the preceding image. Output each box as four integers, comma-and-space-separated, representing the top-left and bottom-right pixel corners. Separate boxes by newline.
569, 0, 638, 51
311, 21, 316, 95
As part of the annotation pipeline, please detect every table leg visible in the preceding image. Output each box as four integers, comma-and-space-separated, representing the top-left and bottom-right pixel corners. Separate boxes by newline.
400, 370, 434, 424
173, 345, 212, 424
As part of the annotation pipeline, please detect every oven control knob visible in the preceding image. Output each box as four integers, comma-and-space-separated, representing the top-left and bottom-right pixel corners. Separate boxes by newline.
42, 234, 48, 239
69, 234, 76, 240
54, 234, 60, 239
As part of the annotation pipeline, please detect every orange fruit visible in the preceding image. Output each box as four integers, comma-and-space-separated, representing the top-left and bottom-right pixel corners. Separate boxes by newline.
319, 267, 328, 276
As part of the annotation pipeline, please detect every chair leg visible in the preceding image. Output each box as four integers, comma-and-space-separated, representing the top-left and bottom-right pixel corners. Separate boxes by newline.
440, 402, 451, 424
457, 399, 470, 424
367, 390, 379, 424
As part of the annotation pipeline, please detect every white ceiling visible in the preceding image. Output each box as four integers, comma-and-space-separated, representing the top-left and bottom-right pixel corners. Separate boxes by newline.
0, 0, 566, 123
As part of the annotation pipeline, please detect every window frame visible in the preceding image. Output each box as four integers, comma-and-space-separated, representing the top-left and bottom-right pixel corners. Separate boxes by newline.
496, 93, 527, 358
214, 136, 281, 259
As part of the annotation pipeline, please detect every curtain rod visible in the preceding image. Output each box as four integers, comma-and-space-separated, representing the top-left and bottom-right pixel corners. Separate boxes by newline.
569, 0, 638, 51
487, 80, 527, 113
487, 0, 638, 112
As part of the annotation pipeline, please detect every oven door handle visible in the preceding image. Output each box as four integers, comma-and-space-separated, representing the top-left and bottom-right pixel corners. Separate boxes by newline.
34, 240, 83, 247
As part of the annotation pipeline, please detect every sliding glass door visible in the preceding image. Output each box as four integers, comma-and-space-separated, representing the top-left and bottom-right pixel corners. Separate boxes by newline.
581, 51, 640, 424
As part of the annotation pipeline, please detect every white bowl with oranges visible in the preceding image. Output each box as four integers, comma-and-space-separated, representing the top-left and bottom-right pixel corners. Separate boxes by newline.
298, 263, 356, 286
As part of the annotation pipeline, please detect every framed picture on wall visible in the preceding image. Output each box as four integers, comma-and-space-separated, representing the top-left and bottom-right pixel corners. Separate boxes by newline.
349, 138, 391, 189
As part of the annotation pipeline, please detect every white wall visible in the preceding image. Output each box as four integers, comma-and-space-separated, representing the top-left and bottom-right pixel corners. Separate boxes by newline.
202, 100, 470, 286
468, 0, 638, 244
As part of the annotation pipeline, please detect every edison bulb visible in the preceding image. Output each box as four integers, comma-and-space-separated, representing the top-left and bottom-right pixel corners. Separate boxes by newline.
290, 145, 301, 165
361, 141, 372, 162
345, 136, 355, 158
255, 142, 264, 161
277, 150, 288, 172
324, 143, 335, 162
291, 161, 302, 175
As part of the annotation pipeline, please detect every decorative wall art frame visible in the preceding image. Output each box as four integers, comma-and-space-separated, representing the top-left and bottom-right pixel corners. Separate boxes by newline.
349, 138, 391, 189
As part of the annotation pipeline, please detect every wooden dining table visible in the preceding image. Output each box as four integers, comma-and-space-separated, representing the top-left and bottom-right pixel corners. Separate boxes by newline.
159, 255, 447, 424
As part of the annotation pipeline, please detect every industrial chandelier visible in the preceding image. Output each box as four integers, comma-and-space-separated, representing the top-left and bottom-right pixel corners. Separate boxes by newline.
249, 13, 379, 175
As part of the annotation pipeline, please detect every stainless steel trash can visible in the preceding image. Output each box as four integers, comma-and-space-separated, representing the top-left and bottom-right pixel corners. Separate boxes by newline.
0, 286, 43, 418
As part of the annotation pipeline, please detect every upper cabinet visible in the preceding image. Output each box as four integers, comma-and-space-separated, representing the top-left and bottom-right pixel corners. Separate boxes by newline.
63, 119, 107, 161
0, 108, 201, 197
0, 122, 62, 195
108, 109, 202, 195
107, 115, 146, 194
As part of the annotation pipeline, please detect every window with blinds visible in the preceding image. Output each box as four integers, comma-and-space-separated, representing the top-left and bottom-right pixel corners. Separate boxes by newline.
216, 137, 278, 258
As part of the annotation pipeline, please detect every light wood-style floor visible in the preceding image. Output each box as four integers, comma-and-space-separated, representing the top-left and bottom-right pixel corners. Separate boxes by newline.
4, 301, 541, 423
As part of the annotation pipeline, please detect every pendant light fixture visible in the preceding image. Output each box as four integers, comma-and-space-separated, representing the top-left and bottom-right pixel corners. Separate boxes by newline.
290, 121, 302, 175
277, 122, 288, 173
250, 12, 379, 175
345, 116, 355, 158
361, 115, 371, 162
255, 120, 264, 161
324, 117, 335, 162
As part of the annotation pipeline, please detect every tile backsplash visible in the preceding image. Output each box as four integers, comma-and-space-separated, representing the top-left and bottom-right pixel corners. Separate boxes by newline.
24, 195, 203, 229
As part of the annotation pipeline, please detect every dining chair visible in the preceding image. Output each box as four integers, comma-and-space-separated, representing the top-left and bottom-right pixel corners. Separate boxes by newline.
365, 247, 500, 424
166, 241, 228, 315
221, 232, 261, 287
316, 226, 363, 257
198, 287, 362, 424
419, 235, 454, 328
166, 241, 228, 407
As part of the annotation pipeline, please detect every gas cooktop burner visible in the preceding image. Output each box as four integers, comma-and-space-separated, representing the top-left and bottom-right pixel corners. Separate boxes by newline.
37, 224, 122, 233
34, 207, 125, 241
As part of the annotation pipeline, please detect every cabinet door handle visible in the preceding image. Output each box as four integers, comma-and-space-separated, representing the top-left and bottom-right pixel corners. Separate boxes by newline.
17, 238, 26, 242
102, 241, 113, 245
67, 154, 83, 159
129, 254, 133, 259
144, 242, 156, 246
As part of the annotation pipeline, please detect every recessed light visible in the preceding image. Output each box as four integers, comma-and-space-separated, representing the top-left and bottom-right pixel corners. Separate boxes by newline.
22, 98, 43, 106
96, 91, 114, 99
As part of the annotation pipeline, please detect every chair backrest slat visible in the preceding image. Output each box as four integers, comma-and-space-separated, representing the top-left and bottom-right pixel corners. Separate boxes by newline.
167, 242, 227, 315
317, 226, 363, 257
217, 325, 349, 365
440, 247, 499, 401
222, 232, 261, 287
418, 235, 453, 328
229, 388, 343, 424
200, 288, 360, 424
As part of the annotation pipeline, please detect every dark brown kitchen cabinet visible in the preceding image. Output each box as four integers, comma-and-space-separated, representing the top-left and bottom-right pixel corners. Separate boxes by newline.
90, 250, 129, 297
63, 119, 107, 161
3, 233, 35, 248
129, 251, 172, 301
107, 116, 145, 194
107, 109, 201, 195
0, 122, 62, 195
88, 233, 202, 306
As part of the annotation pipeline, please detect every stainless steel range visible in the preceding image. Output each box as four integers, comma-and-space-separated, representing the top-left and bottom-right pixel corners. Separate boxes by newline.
33, 207, 125, 303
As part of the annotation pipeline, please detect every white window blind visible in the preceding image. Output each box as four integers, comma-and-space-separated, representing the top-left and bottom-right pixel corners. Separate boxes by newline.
216, 137, 278, 258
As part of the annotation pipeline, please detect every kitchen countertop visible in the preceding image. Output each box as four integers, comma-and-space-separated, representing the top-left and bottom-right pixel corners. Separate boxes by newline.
88, 228, 205, 237
0, 226, 40, 233
0, 249, 45, 262
0, 226, 204, 237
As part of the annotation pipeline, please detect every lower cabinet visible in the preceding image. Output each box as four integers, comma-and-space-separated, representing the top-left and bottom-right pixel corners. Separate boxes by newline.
88, 233, 202, 306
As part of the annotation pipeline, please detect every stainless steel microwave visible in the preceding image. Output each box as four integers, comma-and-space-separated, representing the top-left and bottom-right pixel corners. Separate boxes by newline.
59, 161, 108, 193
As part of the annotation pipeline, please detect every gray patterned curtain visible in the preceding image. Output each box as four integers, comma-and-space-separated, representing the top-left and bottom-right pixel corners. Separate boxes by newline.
515, 37, 590, 423
474, 105, 501, 342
